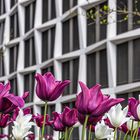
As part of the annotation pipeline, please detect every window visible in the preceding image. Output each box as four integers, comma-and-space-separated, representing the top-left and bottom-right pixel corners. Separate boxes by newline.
25, 1, 36, 33
9, 77, 18, 95
24, 37, 36, 68
117, 0, 140, 34
87, 2, 107, 46
9, 45, 19, 73
42, 0, 56, 23
0, 52, 4, 77
42, 66, 54, 75
133, 39, 140, 82
0, 20, 5, 45
24, 72, 35, 103
41, 104, 55, 135
62, 58, 79, 95
87, 49, 108, 88
116, 93, 128, 108
62, 0, 77, 13
62, 16, 79, 54
117, 38, 140, 85
117, 43, 128, 85
42, 27, 55, 62
0, 0, 5, 15
11, 0, 18, 8
62, 101, 75, 111
10, 12, 19, 40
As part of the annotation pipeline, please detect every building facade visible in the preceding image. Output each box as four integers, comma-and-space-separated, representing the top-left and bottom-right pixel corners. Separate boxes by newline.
0, 0, 140, 139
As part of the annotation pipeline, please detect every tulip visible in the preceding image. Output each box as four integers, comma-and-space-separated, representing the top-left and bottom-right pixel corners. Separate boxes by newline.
12, 109, 35, 140
0, 134, 8, 138
35, 72, 70, 101
128, 97, 140, 121
75, 82, 124, 116
33, 113, 50, 128
0, 114, 11, 128
62, 107, 78, 127
95, 120, 114, 139
0, 82, 24, 114
107, 104, 130, 128
50, 112, 65, 131
126, 119, 138, 131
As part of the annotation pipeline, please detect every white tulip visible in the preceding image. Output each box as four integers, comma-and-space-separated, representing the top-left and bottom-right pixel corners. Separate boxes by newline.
127, 119, 138, 130
12, 109, 35, 140
95, 120, 114, 139
107, 104, 130, 128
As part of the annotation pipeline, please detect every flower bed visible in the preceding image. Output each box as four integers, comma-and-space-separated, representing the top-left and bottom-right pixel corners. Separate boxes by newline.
0, 72, 140, 140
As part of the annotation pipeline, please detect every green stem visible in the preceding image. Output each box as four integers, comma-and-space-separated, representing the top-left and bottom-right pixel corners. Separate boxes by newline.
59, 132, 61, 140
131, 120, 134, 139
114, 127, 117, 140
136, 121, 140, 140
132, 129, 137, 140
68, 127, 74, 140
124, 130, 129, 140
118, 130, 122, 140
41, 102, 48, 140
82, 115, 89, 140
88, 125, 92, 140
64, 127, 68, 140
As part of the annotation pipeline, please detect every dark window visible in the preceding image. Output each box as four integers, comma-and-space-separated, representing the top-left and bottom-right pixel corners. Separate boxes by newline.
24, 37, 36, 67
133, 39, 140, 82
71, 127, 79, 140
132, 91, 140, 100
10, 0, 18, 8
133, 0, 140, 29
87, 8, 96, 46
25, 1, 36, 33
62, 58, 79, 95
42, 27, 55, 62
41, 104, 55, 135
62, 101, 75, 111
0, 20, 5, 44
0, 0, 5, 15
62, 16, 79, 54
62, 0, 77, 13
9, 45, 19, 73
117, 0, 128, 34
86, 2, 107, 46
42, 0, 56, 23
117, 43, 128, 85
87, 49, 108, 88
0, 54, 4, 77
24, 72, 35, 103
9, 77, 18, 95
62, 20, 70, 54
42, 66, 54, 75
99, 49, 108, 88
87, 53, 96, 88
10, 12, 19, 40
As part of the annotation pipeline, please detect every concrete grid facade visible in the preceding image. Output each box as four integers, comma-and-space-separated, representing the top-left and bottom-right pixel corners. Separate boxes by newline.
0, 0, 140, 139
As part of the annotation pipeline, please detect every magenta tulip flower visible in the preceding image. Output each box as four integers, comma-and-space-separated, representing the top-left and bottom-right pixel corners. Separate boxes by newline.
0, 82, 24, 114
76, 82, 124, 116
0, 114, 11, 128
50, 112, 65, 131
62, 107, 78, 127
33, 113, 50, 128
0, 134, 8, 138
35, 72, 70, 101
128, 97, 140, 121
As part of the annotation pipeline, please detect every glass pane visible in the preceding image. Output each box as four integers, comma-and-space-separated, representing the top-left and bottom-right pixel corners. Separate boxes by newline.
25, 5, 30, 33
51, 0, 56, 20
87, 53, 96, 88
116, 93, 128, 108
99, 49, 108, 88
24, 39, 30, 67
50, 27, 55, 58
42, 0, 49, 22
117, 43, 128, 85
63, 0, 70, 13
133, 38, 140, 82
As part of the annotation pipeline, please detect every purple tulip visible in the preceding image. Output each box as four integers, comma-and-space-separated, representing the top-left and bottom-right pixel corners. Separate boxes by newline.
62, 107, 78, 127
33, 113, 50, 128
35, 72, 70, 101
50, 112, 65, 131
0, 114, 11, 128
76, 82, 124, 116
128, 97, 140, 121
0, 82, 24, 114
0, 134, 8, 138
